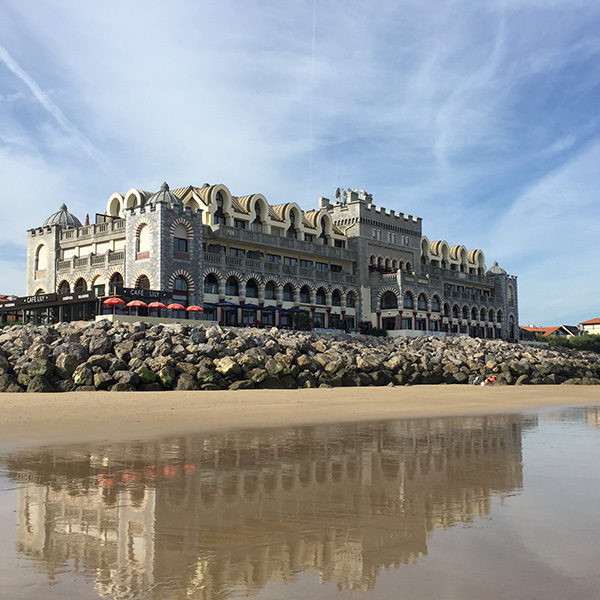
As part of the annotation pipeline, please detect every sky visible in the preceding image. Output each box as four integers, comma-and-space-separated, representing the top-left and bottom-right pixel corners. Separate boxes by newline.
0, 0, 599, 326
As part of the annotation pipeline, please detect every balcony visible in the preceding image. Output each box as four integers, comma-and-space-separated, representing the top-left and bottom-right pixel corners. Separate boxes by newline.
205, 224, 356, 262
59, 219, 125, 245
203, 252, 357, 286
56, 250, 125, 272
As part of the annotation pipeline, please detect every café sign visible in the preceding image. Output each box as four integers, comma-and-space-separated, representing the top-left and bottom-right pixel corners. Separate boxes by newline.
115, 287, 173, 301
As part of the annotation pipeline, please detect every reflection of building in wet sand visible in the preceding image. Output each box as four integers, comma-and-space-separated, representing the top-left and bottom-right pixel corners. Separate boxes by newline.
5, 415, 532, 598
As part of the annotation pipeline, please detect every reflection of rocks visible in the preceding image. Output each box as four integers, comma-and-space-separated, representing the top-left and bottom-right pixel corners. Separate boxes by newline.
3, 415, 533, 598
1, 321, 599, 392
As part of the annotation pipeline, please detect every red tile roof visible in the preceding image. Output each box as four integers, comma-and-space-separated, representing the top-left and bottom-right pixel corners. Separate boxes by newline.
579, 318, 600, 325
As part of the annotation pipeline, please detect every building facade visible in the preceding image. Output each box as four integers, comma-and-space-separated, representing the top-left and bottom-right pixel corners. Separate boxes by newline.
25, 182, 519, 339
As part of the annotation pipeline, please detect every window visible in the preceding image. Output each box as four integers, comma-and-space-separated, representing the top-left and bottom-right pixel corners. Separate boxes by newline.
403, 293, 413, 309
58, 280, 70, 295
74, 278, 87, 293
204, 274, 218, 295
287, 211, 298, 239
284, 257, 297, 266
300, 286, 311, 303
314, 312, 325, 327
214, 191, 226, 225
346, 292, 356, 308
334, 240, 345, 248
109, 272, 123, 295
381, 291, 398, 309
431, 296, 441, 312
267, 253, 281, 263
330, 264, 342, 273
225, 277, 239, 296
229, 247, 245, 257
316, 262, 327, 271
136, 275, 150, 290
304, 234, 314, 243
265, 281, 276, 300
234, 219, 246, 229
300, 259, 313, 268
93, 284, 105, 297
331, 290, 341, 306
315, 288, 326, 305
173, 237, 188, 253
252, 204, 262, 232
172, 276, 188, 311
282, 283, 294, 301
418, 294, 427, 310
247, 250, 263, 260
136, 224, 150, 258
35, 245, 47, 271
246, 279, 259, 298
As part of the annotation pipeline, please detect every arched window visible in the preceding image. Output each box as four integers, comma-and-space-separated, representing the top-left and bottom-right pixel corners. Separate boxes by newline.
172, 276, 189, 309
444, 303, 450, 318
331, 290, 341, 306
403, 292, 413, 309
214, 191, 226, 225
319, 220, 328, 245
109, 272, 123, 295
252, 203, 263, 232
283, 283, 294, 302
471, 307, 478, 320
287, 211, 298, 239
204, 274, 219, 295
382, 291, 398, 309
246, 279, 259, 298
35, 244, 47, 272
225, 276, 239, 296
431, 296, 441, 312
346, 291, 356, 308
418, 293, 427, 310
489, 309, 495, 323
58, 280, 70, 295
508, 285, 515, 306
452, 305, 459, 319
299, 285, 310, 303
173, 223, 189, 254
136, 275, 150, 290
315, 288, 326, 305
462, 306, 469, 320
136, 224, 150, 256
497, 310, 503, 324
480, 308, 486, 321
405, 262, 413, 274
74, 278, 87, 293
265, 281, 276, 300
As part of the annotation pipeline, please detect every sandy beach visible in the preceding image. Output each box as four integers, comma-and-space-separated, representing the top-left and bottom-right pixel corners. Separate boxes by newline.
0, 385, 598, 449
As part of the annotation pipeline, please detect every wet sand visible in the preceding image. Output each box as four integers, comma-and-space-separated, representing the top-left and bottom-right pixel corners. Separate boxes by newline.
1, 386, 598, 448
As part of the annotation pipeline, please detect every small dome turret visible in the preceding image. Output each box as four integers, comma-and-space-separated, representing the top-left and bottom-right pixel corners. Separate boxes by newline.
43, 204, 82, 229
147, 182, 183, 209
487, 261, 507, 275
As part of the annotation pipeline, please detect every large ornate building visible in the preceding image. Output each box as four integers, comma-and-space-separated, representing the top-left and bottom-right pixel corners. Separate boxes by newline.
25, 182, 519, 339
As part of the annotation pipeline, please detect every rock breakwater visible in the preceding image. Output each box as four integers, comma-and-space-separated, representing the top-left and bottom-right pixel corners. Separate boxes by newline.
0, 321, 599, 393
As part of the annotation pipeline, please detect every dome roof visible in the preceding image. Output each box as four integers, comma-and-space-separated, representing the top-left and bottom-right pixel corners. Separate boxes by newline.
147, 182, 183, 209
43, 204, 82, 229
487, 261, 507, 275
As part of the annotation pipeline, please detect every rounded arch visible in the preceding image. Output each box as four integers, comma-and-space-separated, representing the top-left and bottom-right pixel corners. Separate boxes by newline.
299, 284, 311, 304
331, 289, 342, 306
315, 287, 327, 305
462, 305, 469, 320
431, 294, 441, 312
345, 290, 357, 308
170, 218, 194, 238
480, 307, 487, 321
452, 304, 460, 319
204, 272, 220, 295
57, 279, 71, 294
168, 270, 195, 292
471, 306, 478, 320
417, 293, 428, 311
106, 193, 124, 218
264, 279, 277, 300
245, 278, 259, 298
34, 287, 47, 295
108, 270, 124, 295
420, 236, 430, 264
34, 242, 48, 271
380, 290, 399, 310
133, 271, 153, 289
224, 274, 240, 296
282, 281, 295, 302
488, 309, 496, 322
74, 277, 88, 292
403, 291, 414, 309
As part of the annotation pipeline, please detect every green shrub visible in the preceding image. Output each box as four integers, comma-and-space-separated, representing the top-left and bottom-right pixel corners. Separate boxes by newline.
370, 327, 388, 337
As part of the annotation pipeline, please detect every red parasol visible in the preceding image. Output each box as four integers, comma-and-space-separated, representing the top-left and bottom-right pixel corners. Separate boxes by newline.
166, 303, 185, 311
103, 297, 125, 306
147, 301, 167, 309
103, 296, 125, 314
185, 305, 204, 312
126, 300, 147, 308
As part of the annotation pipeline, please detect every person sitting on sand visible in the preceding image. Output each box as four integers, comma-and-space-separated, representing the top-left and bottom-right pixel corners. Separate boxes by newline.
482, 375, 496, 386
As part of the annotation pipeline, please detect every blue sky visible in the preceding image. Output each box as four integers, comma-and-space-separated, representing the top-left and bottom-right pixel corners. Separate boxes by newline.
0, 0, 599, 326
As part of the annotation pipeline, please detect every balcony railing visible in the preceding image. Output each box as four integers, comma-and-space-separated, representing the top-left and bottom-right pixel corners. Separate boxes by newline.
59, 218, 125, 243
56, 250, 125, 272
